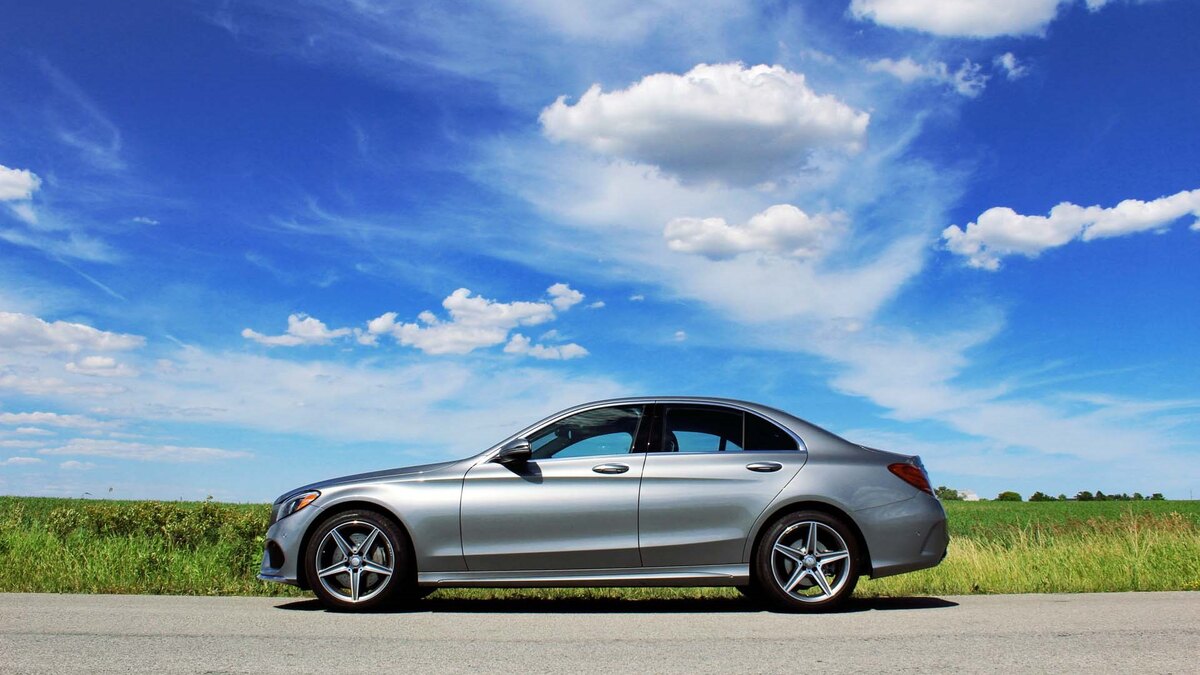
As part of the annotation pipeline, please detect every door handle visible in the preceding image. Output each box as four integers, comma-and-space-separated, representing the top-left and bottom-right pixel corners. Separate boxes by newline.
746, 462, 783, 473
592, 463, 630, 474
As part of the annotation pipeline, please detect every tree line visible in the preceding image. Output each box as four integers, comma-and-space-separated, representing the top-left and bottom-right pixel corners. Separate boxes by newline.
935, 486, 1167, 502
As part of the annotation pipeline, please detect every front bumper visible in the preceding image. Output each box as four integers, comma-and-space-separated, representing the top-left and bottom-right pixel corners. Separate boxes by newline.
258, 503, 325, 587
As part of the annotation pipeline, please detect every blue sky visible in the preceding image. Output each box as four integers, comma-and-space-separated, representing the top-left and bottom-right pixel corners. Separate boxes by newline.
1, 0, 1197, 501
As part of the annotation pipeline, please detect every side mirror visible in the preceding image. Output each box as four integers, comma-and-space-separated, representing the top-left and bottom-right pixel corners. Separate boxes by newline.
494, 438, 532, 464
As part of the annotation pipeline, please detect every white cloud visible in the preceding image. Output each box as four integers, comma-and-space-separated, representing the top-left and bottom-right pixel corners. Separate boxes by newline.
38, 438, 250, 463
629, 294, 645, 302
0, 411, 113, 430
673, 330, 687, 342
65, 355, 138, 378
587, 301, 605, 309
851, 0, 1163, 39
242, 313, 352, 347
944, 187, 1200, 269
994, 52, 1029, 80
867, 58, 989, 97
547, 282, 584, 311
1, 456, 41, 466
504, 334, 589, 360
0, 165, 41, 202
665, 204, 844, 260
131, 216, 159, 225
0, 312, 144, 355
540, 63, 869, 186
394, 288, 555, 355
59, 460, 95, 470
14, 427, 53, 436
355, 311, 398, 346
850, 0, 1065, 38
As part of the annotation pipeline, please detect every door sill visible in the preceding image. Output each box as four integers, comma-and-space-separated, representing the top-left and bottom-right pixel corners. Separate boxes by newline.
418, 564, 749, 588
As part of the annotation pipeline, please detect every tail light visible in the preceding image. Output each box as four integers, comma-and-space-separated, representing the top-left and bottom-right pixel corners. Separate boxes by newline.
889, 462, 933, 495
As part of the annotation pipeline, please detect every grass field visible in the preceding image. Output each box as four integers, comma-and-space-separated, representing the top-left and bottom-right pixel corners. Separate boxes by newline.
1, 496, 1197, 600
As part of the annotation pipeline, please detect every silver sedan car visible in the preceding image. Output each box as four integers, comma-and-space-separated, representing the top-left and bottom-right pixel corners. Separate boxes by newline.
259, 397, 948, 611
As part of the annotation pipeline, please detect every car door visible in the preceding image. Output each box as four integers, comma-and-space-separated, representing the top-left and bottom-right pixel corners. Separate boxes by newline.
460, 404, 648, 571
638, 403, 808, 567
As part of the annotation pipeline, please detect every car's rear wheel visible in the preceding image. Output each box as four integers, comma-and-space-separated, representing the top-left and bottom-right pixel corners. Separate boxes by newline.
304, 509, 414, 611
753, 510, 859, 612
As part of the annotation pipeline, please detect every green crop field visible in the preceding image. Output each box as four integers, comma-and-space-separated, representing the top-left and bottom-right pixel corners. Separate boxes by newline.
1, 496, 1197, 601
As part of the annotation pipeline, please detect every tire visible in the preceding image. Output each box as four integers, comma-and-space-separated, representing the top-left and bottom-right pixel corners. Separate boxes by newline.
752, 510, 860, 612
304, 509, 415, 611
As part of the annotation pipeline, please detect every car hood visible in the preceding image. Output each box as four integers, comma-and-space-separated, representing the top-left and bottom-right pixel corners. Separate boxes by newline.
280, 459, 462, 501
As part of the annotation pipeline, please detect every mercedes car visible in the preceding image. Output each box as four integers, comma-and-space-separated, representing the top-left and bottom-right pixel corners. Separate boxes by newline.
259, 397, 948, 611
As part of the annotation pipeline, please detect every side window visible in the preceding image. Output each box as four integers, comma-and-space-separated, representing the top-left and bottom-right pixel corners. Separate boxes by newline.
745, 413, 800, 451
660, 406, 743, 453
528, 405, 644, 460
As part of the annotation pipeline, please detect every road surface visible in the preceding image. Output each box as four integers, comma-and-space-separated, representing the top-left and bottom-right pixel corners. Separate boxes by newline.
1, 591, 1196, 672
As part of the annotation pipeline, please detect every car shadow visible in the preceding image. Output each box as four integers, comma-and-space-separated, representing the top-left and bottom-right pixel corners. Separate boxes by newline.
274, 594, 958, 614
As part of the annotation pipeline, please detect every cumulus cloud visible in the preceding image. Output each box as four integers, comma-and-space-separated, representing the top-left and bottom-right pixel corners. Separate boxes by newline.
0, 312, 144, 355
504, 334, 589, 360
665, 204, 845, 260
540, 62, 869, 186
59, 460, 96, 470
851, 0, 1161, 38
867, 57, 989, 97
994, 52, 1029, 80
393, 288, 556, 355
1, 456, 41, 466
944, 187, 1200, 269
38, 438, 250, 462
241, 313, 352, 347
547, 282, 585, 311
65, 355, 138, 378
0, 164, 41, 202
0, 411, 113, 430
850, 0, 1065, 38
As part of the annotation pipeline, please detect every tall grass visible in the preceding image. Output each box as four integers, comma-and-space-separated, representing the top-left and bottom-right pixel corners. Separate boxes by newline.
0, 496, 1196, 598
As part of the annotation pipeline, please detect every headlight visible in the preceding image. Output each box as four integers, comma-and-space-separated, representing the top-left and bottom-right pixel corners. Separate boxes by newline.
279, 490, 320, 520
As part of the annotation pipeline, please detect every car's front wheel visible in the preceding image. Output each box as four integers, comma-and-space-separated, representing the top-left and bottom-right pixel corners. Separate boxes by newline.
753, 510, 860, 612
304, 509, 413, 611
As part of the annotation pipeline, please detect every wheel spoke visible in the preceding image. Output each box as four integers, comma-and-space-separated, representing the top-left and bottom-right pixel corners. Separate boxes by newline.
329, 528, 353, 557
806, 522, 818, 554
361, 559, 392, 577
350, 568, 361, 602
317, 562, 350, 578
774, 543, 805, 563
357, 528, 380, 555
813, 569, 834, 597
817, 550, 849, 565
784, 566, 809, 592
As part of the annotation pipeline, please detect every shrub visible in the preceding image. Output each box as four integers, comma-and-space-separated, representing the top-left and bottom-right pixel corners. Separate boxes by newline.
996, 491, 1022, 502
47, 507, 85, 539
935, 486, 962, 501
1029, 491, 1054, 502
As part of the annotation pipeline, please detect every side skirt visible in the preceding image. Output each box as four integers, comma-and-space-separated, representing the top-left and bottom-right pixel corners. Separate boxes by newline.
417, 564, 749, 588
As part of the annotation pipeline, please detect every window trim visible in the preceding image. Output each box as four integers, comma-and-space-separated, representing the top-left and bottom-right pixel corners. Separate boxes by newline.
520, 404, 648, 462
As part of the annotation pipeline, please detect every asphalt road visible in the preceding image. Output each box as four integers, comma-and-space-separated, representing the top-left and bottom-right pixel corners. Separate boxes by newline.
1, 591, 1197, 673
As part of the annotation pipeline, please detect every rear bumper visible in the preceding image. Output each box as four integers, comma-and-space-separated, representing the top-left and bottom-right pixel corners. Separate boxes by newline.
855, 494, 949, 579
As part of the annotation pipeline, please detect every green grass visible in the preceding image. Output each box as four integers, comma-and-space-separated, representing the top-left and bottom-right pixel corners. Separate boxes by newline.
1, 496, 1197, 599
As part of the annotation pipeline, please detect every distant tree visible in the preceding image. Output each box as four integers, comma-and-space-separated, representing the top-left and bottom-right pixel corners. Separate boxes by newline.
1133, 493, 1144, 501
1095, 490, 1107, 501
1029, 491, 1054, 502
1057, 494, 1068, 501
1075, 491, 1095, 501
935, 486, 963, 501
996, 491, 1022, 502
1150, 493, 1166, 501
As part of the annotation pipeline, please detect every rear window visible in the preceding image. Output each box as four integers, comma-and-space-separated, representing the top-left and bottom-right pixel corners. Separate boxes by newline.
744, 412, 799, 451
